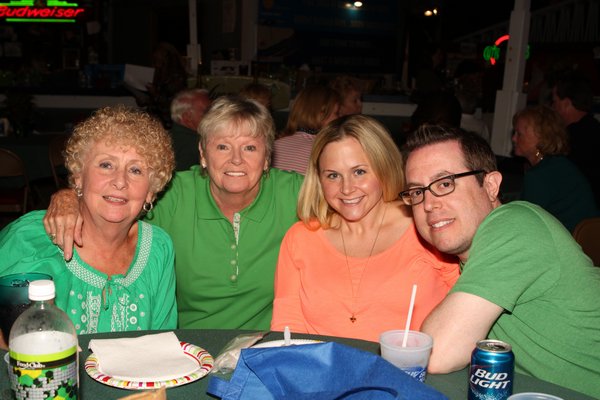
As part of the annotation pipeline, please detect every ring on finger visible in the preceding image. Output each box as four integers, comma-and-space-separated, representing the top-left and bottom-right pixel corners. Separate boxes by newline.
49, 233, 57, 242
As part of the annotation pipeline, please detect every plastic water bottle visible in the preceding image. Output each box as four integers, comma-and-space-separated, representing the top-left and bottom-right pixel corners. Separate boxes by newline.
8, 280, 78, 400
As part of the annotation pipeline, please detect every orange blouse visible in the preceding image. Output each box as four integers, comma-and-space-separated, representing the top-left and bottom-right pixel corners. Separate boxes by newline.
271, 221, 459, 342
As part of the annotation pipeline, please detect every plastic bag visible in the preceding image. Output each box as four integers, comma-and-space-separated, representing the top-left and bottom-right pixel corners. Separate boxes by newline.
211, 331, 268, 374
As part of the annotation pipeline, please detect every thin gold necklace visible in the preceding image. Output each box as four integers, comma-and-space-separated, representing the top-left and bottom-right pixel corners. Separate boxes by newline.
339, 205, 387, 323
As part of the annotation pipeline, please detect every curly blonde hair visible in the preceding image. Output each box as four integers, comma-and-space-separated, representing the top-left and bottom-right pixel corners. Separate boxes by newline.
65, 105, 175, 196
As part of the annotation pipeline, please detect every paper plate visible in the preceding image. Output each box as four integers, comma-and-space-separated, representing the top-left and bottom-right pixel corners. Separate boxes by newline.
252, 339, 322, 348
508, 393, 564, 400
84, 341, 213, 390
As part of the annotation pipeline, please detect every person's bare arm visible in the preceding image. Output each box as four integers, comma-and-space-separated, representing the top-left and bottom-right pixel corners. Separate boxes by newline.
422, 292, 503, 373
43, 188, 83, 261
0, 330, 7, 350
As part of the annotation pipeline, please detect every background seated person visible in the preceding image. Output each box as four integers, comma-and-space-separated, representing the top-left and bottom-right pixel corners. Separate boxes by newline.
328, 74, 364, 116
169, 88, 212, 171
239, 82, 273, 111
271, 115, 459, 342
272, 84, 340, 175
552, 71, 600, 205
409, 91, 462, 132
457, 90, 490, 143
401, 125, 600, 398
0, 105, 177, 348
512, 105, 598, 232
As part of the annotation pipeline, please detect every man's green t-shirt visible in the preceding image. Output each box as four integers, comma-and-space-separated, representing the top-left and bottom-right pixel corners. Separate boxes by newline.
451, 201, 600, 398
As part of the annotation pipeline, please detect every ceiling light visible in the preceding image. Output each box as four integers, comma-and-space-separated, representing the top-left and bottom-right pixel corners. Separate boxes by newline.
424, 7, 439, 17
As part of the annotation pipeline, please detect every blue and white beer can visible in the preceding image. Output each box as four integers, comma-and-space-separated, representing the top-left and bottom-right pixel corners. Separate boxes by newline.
468, 339, 514, 400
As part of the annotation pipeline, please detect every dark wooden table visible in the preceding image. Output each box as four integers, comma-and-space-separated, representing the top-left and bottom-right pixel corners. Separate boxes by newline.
1, 329, 594, 400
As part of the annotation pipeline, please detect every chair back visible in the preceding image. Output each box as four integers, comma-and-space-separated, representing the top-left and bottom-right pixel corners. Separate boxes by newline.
573, 217, 600, 267
48, 134, 69, 189
0, 148, 29, 214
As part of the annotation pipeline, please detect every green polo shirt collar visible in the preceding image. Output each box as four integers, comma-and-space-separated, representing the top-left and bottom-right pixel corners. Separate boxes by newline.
194, 166, 271, 223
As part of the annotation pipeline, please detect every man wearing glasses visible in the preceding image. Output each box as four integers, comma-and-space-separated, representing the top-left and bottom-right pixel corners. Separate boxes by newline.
401, 125, 600, 398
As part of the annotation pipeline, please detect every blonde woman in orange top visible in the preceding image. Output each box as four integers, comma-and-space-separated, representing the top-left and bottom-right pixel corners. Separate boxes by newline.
271, 114, 459, 342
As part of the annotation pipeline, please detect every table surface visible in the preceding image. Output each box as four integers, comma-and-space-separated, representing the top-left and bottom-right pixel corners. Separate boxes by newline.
1, 329, 594, 400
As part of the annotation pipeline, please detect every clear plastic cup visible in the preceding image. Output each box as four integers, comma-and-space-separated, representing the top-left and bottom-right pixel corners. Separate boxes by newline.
0, 272, 52, 345
379, 330, 433, 382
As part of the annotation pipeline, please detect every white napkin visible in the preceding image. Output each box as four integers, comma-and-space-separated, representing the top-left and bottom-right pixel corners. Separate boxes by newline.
89, 332, 199, 382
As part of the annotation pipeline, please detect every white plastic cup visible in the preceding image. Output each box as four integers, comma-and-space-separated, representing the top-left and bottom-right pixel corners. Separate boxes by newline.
379, 330, 433, 382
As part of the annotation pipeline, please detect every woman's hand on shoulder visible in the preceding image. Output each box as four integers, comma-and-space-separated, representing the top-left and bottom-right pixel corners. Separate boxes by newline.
43, 188, 83, 261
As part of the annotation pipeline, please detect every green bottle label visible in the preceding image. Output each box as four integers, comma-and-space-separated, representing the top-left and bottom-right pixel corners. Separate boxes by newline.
8, 349, 78, 400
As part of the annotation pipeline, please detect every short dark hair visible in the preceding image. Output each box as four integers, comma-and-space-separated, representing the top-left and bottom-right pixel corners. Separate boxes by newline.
402, 124, 497, 185
554, 72, 594, 112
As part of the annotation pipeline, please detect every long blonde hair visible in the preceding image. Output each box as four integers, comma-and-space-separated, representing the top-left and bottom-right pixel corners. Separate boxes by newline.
298, 114, 404, 228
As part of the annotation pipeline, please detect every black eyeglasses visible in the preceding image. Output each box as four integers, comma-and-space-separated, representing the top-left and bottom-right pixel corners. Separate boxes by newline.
400, 170, 486, 206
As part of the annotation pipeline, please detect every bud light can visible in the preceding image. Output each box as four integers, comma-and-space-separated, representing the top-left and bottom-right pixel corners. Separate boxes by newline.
468, 339, 514, 400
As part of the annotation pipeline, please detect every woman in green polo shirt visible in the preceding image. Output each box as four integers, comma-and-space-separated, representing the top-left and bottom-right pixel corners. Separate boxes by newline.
43, 95, 303, 330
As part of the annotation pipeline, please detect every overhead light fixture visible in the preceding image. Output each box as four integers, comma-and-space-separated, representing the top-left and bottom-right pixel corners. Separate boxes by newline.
424, 8, 438, 17
345, 1, 362, 9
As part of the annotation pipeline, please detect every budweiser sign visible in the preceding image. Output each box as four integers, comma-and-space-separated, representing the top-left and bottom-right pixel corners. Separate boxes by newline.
0, 0, 86, 23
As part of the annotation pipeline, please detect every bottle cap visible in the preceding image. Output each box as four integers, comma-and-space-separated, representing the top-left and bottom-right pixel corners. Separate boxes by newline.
28, 279, 56, 301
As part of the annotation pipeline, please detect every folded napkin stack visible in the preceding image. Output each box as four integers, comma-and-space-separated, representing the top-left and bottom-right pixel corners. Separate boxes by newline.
89, 332, 199, 381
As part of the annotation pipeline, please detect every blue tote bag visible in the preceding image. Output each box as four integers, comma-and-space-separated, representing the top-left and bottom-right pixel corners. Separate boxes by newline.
207, 342, 448, 400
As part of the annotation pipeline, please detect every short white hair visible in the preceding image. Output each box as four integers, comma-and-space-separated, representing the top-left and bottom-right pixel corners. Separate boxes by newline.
170, 88, 210, 123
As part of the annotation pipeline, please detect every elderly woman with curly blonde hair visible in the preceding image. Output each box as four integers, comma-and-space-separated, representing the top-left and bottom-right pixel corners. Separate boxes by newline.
0, 105, 177, 348
512, 104, 598, 231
